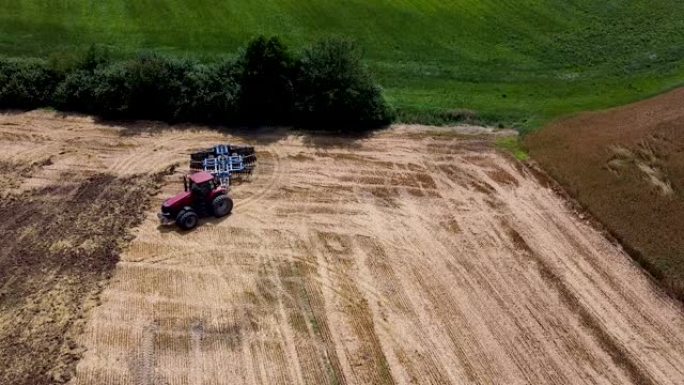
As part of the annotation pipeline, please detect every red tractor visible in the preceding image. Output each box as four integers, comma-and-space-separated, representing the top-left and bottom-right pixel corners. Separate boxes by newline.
158, 171, 233, 230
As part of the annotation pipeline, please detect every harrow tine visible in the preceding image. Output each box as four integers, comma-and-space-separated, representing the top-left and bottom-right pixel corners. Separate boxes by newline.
189, 144, 257, 187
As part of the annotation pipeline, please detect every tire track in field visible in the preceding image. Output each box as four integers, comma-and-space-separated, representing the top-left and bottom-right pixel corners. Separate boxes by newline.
234, 150, 283, 211
504, 223, 655, 385
313, 231, 395, 385
430, 152, 636, 384
134, 322, 158, 385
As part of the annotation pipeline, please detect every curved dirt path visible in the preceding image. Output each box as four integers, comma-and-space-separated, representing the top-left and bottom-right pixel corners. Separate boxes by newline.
2, 112, 682, 385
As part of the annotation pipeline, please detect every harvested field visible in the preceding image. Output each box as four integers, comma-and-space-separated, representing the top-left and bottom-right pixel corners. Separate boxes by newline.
0, 111, 683, 385
526, 87, 684, 300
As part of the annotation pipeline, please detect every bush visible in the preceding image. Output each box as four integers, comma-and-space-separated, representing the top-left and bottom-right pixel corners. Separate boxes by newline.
294, 38, 393, 128
52, 46, 111, 113
53, 70, 96, 112
87, 62, 130, 118
237, 36, 295, 124
78, 45, 111, 72
89, 56, 241, 122
126, 54, 188, 120
176, 61, 240, 123
0, 59, 60, 109
91, 54, 190, 120
0, 36, 393, 130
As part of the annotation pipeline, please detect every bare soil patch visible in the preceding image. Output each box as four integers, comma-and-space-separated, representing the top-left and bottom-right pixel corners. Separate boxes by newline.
0, 173, 160, 384
526, 87, 684, 300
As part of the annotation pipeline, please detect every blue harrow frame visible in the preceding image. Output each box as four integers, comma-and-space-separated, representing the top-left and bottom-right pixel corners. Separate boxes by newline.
190, 145, 256, 187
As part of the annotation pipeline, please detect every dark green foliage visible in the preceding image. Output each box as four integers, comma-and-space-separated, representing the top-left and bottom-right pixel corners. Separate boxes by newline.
87, 56, 242, 123
294, 38, 393, 128
78, 45, 111, 72
176, 62, 240, 123
90, 62, 133, 118
237, 36, 294, 124
0, 59, 60, 109
0, 36, 392, 129
118, 53, 186, 120
52, 46, 111, 112
53, 70, 96, 112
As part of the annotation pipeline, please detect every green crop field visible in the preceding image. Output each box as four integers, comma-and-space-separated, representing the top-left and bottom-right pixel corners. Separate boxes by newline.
1, 0, 684, 130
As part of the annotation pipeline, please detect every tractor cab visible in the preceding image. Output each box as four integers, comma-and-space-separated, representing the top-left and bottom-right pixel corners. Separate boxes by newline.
185, 171, 219, 198
159, 171, 233, 230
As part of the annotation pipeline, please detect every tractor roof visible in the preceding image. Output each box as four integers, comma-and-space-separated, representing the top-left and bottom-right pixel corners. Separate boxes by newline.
189, 171, 214, 184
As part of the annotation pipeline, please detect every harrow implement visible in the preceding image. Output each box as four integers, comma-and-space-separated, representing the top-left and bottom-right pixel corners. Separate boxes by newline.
190, 144, 256, 187
191, 145, 256, 165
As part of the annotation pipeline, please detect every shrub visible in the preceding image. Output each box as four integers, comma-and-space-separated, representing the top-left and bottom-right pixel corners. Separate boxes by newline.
90, 62, 132, 118
46, 45, 111, 75
90, 54, 190, 120
0, 36, 393, 130
52, 46, 111, 113
53, 70, 97, 112
176, 61, 240, 123
85, 55, 242, 123
0, 59, 60, 109
294, 38, 393, 129
237, 36, 295, 124
77, 45, 111, 72
123, 53, 188, 120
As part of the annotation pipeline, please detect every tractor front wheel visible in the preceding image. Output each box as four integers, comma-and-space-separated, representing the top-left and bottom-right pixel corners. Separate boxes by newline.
212, 195, 233, 217
177, 209, 199, 230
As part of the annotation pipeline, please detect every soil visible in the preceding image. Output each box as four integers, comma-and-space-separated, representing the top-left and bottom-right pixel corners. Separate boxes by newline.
526, 87, 684, 301
0, 173, 161, 385
0, 111, 683, 385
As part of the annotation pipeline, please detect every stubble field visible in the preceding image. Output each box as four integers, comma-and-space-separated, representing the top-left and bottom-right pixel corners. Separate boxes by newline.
0, 111, 683, 384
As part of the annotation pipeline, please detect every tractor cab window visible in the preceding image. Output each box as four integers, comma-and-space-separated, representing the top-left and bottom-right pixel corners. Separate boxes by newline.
191, 181, 212, 196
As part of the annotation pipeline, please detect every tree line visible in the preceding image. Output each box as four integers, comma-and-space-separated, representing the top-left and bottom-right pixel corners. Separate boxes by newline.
0, 37, 394, 129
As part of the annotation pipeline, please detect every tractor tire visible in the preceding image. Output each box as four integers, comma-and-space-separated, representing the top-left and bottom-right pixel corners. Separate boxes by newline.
212, 195, 233, 217
177, 209, 199, 230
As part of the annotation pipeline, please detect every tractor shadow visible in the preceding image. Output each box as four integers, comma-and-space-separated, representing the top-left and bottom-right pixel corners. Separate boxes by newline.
104, 117, 382, 148
298, 126, 381, 149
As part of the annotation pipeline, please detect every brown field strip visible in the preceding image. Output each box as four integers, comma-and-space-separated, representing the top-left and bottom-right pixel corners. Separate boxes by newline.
526, 87, 684, 300
0, 111, 683, 384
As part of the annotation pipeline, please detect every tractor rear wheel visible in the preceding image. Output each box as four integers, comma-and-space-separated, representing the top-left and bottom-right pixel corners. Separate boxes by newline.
212, 195, 233, 217
177, 209, 199, 230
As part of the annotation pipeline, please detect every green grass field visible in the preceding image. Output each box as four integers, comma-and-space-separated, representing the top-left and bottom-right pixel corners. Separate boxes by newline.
1, 0, 684, 130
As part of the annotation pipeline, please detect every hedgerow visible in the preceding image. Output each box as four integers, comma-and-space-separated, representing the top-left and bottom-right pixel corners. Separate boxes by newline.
0, 58, 60, 109
0, 37, 393, 129
294, 38, 394, 128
